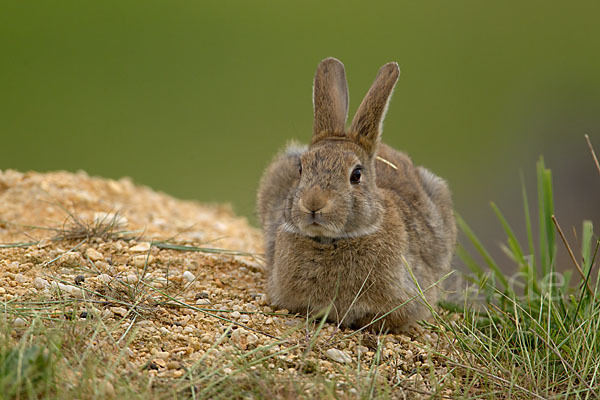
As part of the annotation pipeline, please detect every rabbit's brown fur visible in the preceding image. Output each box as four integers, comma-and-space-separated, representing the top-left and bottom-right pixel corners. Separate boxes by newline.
257, 58, 456, 332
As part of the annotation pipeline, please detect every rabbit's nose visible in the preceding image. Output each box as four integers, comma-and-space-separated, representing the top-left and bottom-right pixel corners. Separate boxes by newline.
300, 190, 328, 214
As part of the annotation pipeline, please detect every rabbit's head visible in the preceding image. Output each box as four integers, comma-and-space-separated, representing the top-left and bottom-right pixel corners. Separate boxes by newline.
284, 58, 400, 240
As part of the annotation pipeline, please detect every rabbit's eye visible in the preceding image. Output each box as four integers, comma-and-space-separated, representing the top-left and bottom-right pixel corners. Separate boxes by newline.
350, 167, 362, 184
298, 163, 302, 176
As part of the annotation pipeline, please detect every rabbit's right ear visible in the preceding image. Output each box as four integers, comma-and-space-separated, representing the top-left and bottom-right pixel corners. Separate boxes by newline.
312, 58, 349, 144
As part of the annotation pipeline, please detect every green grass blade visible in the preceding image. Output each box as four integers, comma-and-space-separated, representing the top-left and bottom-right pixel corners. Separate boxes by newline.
582, 221, 594, 273
542, 167, 556, 267
520, 173, 536, 271
490, 202, 526, 268
537, 158, 549, 277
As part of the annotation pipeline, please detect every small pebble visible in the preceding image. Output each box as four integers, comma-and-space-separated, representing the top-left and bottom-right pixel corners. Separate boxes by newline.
125, 274, 138, 284
133, 255, 154, 267
167, 361, 180, 370
13, 317, 27, 327
195, 298, 210, 306
246, 333, 258, 346
15, 274, 27, 283
74, 275, 85, 285
95, 260, 109, 271
326, 348, 352, 364
155, 351, 170, 360
51, 282, 70, 293
172, 369, 184, 378
97, 274, 112, 284
231, 328, 248, 349
200, 334, 213, 343
230, 311, 241, 319
130, 242, 151, 252
182, 271, 195, 282
239, 314, 250, 323
111, 307, 128, 317
86, 248, 104, 261
60, 251, 81, 266
33, 277, 50, 289
160, 327, 170, 335
67, 285, 83, 297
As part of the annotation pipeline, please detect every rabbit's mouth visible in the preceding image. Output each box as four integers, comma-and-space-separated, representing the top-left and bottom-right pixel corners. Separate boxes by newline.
300, 219, 341, 239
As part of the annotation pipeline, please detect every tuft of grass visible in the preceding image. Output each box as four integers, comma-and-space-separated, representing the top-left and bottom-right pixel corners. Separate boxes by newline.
0, 341, 57, 398
437, 148, 600, 398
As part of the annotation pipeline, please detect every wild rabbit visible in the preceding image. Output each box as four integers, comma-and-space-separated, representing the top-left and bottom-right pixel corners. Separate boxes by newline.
257, 58, 456, 332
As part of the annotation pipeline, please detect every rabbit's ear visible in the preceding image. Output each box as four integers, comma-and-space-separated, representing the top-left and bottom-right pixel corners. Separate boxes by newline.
349, 62, 399, 155
312, 58, 349, 143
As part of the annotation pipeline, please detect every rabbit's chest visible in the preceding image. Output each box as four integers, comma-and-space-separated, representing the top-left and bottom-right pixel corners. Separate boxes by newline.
277, 235, 403, 294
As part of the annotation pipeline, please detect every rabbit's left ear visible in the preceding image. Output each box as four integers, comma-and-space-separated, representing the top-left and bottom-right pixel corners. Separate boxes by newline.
349, 62, 399, 156
312, 58, 349, 143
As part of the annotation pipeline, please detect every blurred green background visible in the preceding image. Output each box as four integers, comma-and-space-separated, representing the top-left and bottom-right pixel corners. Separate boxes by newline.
1, 1, 599, 257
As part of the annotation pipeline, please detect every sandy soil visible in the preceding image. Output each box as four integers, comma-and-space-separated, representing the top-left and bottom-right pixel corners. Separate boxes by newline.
0, 170, 456, 397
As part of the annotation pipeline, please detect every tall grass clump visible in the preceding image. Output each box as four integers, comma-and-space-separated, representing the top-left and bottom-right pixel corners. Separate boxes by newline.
442, 154, 600, 398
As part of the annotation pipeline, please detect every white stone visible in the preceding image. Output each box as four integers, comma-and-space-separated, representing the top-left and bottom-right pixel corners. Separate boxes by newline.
246, 333, 258, 346
51, 282, 70, 293
130, 242, 151, 252
239, 314, 250, 323
86, 248, 104, 261
67, 285, 83, 297
125, 274, 138, 284
326, 348, 352, 364
33, 277, 50, 289
195, 298, 211, 306
182, 271, 195, 282
97, 274, 112, 284
13, 317, 27, 327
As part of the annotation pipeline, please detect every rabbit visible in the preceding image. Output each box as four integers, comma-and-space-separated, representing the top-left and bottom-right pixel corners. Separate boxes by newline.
256, 58, 456, 332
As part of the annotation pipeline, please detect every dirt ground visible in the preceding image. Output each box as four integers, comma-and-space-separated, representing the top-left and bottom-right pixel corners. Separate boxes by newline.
0, 170, 457, 398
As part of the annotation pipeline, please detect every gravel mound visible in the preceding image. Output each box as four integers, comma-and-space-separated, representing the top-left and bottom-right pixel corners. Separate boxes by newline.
0, 170, 455, 397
